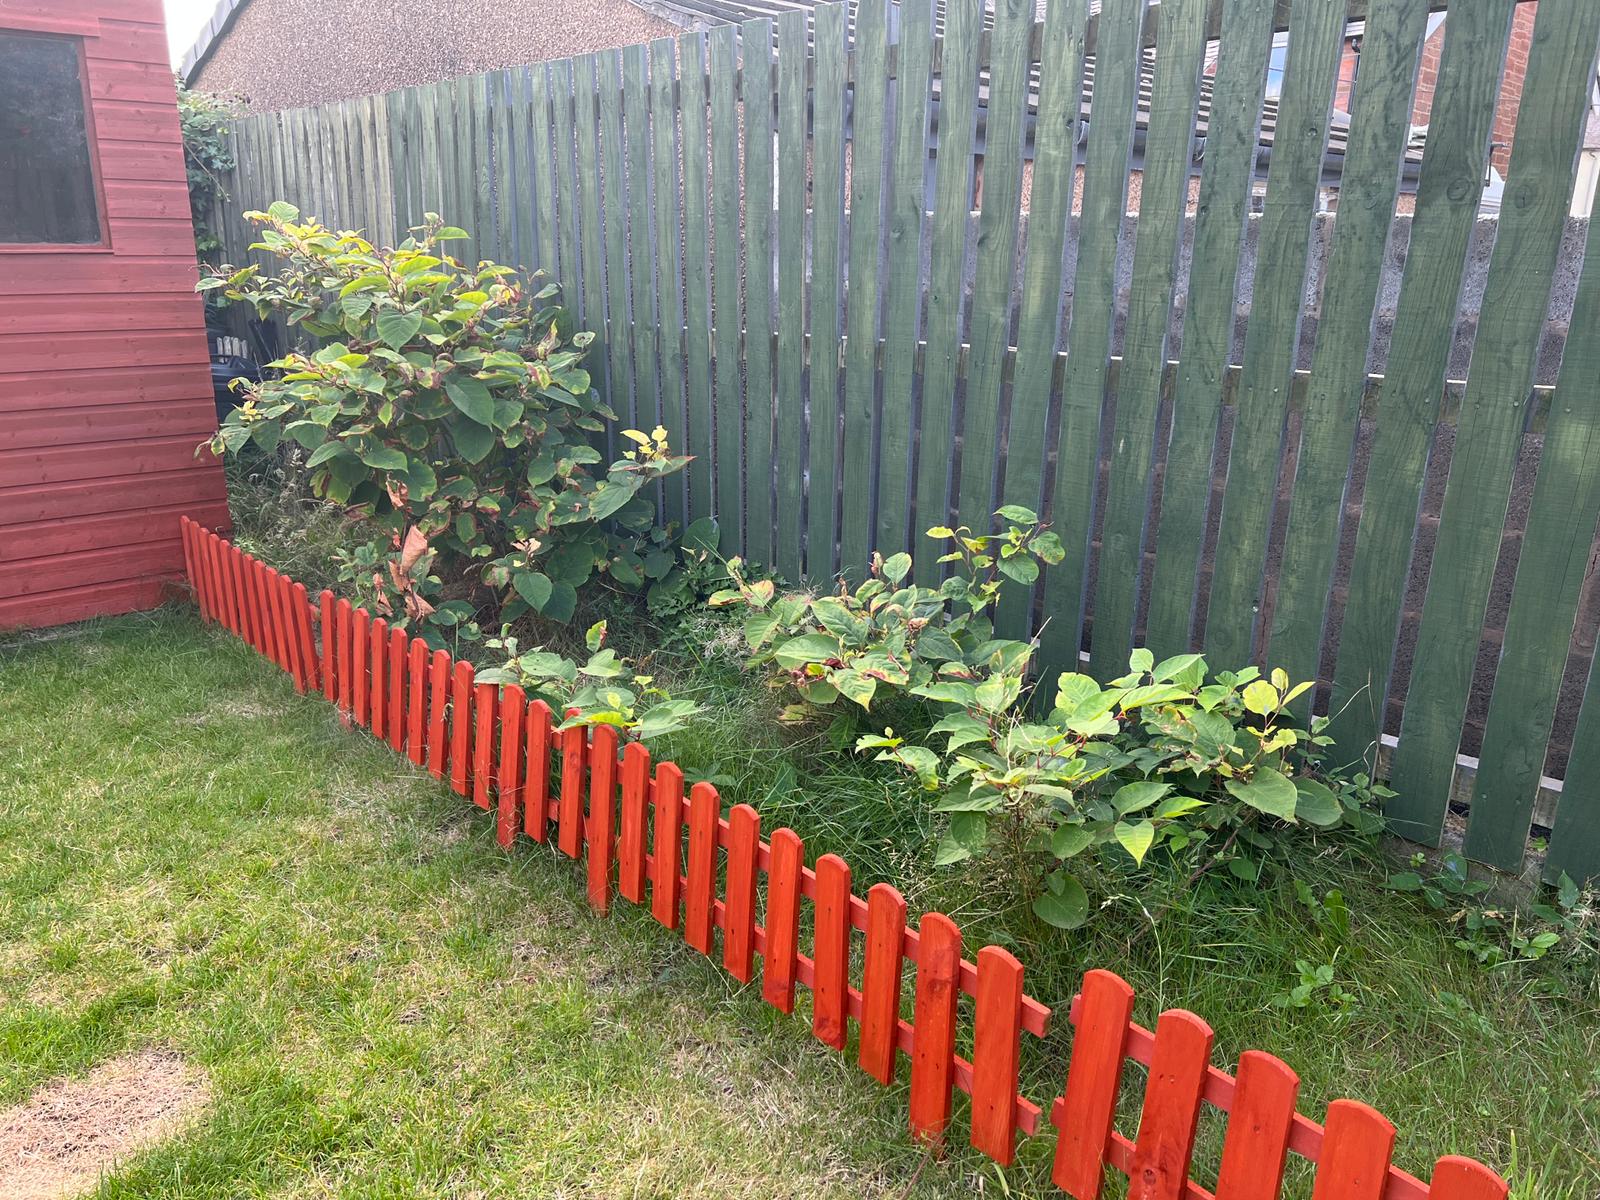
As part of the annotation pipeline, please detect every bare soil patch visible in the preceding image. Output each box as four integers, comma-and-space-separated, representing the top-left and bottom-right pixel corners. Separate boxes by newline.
0, 1050, 210, 1200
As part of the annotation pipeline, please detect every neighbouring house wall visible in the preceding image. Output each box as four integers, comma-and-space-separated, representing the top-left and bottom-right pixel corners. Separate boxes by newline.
0, 0, 228, 631
190, 0, 682, 112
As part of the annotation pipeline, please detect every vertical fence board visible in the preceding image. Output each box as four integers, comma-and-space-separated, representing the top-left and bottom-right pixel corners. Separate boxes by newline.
552, 59, 586, 312
1268, 0, 1434, 695
587, 724, 618, 910
369, 616, 387, 741
806, 3, 848, 577
351, 607, 370, 727
872, 0, 934, 560
622, 46, 658, 440
449, 658, 472, 795
598, 53, 637, 452
680, 33, 717, 522
1310, 1101, 1396, 1200
1392, 0, 1600, 851
386, 624, 406, 745
651, 760, 685, 928
954, 0, 1031, 536
773, 11, 809, 578
684, 781, 719, 954
498, 684, 526, 847
1325, 0, 1515, 762
970, 945, 1025, 1163
1039, 0, 1143, 669
1143, 0, 1277, 653
1204, 0, 1348, 669
529, 65, 561, 275
723, 803, 761, 981
908, 912, 962, 1145
618, 740, 652, 902
1051, 968, 1135, 1198
524, 700, 553, 841
650, 37, 689, 529
472, 681, 496, 810
574, 55, 613, 429
993, 0, 1087, 627
1087, 0, 1209, 676
838, 0, 890, 578
558, 724, 586, 857
741, 19, 777, 568
1212, 1051, 1300, 1200
858, 881, 907, 1084
1128, 1010, 1214, 1200
407, 636, 427, 765
426, 648, 449, 779
762, 827, 803, 1011
708, 24, 746, 551
811, 852, 852, 1048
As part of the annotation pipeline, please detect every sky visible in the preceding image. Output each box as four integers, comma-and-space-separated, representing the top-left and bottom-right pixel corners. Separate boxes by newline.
163, 0, 218, 68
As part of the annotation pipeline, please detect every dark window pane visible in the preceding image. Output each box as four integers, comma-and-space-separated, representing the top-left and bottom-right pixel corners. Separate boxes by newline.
0, 33, 101, 244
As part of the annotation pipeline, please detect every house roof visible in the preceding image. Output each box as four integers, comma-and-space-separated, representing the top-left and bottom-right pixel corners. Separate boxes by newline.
178, 0, 248, 84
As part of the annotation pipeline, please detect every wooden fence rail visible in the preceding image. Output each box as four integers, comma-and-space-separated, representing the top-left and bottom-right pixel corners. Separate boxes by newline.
209, 0, 1600, 884
179, 514, 1510, 1200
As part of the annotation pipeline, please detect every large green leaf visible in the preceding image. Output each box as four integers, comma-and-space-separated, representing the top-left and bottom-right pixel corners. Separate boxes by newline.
449, 416, 495, 464
1293, 778, 1343, 828
444, 376, 496, 426
1114, 819, 1156, 865
1225, 767, 1298, 821
1033, 875, 1089, 929
772, 633, 842, 670
377, 310, 423, 349
359, 444, 408, 470
513, 571, 553, 611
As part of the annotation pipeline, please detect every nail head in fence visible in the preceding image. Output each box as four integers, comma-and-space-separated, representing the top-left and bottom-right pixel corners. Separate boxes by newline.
319, 591, 337, 703
723, 804, 761, 982
448, 659, 473, 796
618, 741, 651, 903
406, 636, 427, 765
426, 648, 449, 779
651, 761, 685, 929
970, 945, 1025, 1164
1129, 1010, 1215, 1200
811, 853, 852, 1049
587, 724, 618, 911
859, 882, 908, 1085
524, 700, 553, 842
472, 680, 496, 810
684, 781, 719, 955
761, 827, 802, 1010
1212, 1050, 1300, 1200
387, 626, 406, 751
369, 616, 388, 741
558, 723, 587, 858
908, 911, 962, 1146
497, 684, 526, 848
1052, 968, 1137, 1199
1311, 1099, 1396, 1200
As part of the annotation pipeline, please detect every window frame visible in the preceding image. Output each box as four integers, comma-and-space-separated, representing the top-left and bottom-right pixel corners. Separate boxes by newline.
0, 22, 111, 254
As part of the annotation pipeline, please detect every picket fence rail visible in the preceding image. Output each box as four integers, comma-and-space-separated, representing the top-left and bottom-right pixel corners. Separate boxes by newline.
178, 515, 1510, 1200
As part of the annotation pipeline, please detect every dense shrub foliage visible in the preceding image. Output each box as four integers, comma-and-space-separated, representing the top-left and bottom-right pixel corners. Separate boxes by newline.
177, 83, 238, 258
203, 203, 688, 646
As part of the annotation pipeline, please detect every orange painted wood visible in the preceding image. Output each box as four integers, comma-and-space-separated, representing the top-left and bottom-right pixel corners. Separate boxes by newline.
1213, 1050, 1300, 1200
651, 761, 685, 929
971, 945, 1025, 1164
269, 570, 298, 683
425, 649, 449, 779
558, 724, 587, 858
352, 608, 371, 728
761, 827, 803, 1008
369, 617, 388, 741
334, 598, 353, 722
276, 572, 307, 692
684, 781, 720, 956
1311, 1100, 1396, 1200
471, 681, 496, 810
1429, 1156, 1509, 1200
387, 626, 406, 751
448, 659, 473, 796
722, 805, 762, 982
587, 724, 619, 911
1129, 1010, 1215, 1200
524, 700, 554, 842
193, 521, 219, 625
293, 582, 320, 694
1052, 969, 1137, 1199
406, 637, 428, 765
811, 853, 853, 1049
497, 684, 526, 848
257, 561, 286, 669
227, 543, 252, 646
319, 591, 337, 702
859, 882, 908, 1085
908, 912, 962, 1145
178, 520, 205, 621
618, 740, 652, 903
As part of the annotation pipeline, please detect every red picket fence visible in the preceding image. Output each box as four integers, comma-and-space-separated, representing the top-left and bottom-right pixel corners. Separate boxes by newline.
178, 516, 1509, 1200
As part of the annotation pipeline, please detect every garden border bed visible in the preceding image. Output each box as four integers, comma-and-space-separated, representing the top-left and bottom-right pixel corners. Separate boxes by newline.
177, 515, 1509, 1200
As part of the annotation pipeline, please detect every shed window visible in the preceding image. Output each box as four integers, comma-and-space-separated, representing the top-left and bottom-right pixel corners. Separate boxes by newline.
0, 32, 102, 245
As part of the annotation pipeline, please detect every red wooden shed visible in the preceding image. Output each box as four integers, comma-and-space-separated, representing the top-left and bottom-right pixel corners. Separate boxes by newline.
0, 0, 228, 631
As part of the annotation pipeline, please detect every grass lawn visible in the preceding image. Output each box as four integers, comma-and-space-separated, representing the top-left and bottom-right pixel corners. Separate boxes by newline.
2, 606, 1598, 1198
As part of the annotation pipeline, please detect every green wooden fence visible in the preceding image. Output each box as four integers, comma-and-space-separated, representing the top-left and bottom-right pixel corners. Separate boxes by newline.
210, 0, 1600, 881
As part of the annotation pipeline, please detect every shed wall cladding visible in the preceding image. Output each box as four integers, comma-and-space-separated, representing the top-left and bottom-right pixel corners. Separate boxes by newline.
0, 0, 227, 631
